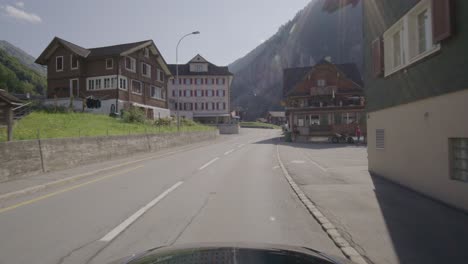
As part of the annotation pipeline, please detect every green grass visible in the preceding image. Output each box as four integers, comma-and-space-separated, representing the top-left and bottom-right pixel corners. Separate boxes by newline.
0, 111, 215, 142
240, 121, 281, 129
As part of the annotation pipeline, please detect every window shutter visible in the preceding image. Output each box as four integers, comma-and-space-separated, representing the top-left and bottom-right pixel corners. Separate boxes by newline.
216, 90, 219, 97
191, 90, 193, 97
202, 90, 205, 96
172, 90, 176, 97
432, 0, 452, 43
372, 37, 384, 78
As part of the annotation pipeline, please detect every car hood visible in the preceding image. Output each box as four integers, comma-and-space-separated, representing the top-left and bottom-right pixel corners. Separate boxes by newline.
109, 242, 354, 264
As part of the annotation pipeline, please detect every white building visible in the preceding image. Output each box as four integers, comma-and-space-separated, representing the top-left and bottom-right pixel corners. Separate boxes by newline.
167, 55, 233, 124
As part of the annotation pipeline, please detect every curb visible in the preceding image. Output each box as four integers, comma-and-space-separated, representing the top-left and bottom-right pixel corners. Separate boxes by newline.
276, 144, 368, 264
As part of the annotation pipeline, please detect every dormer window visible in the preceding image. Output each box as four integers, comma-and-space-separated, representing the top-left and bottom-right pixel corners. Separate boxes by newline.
317, 79, 326, 87
190, 63, 207, 72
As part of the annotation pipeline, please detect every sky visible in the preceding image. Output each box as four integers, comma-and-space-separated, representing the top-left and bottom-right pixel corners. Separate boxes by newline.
0, 0, 312, 65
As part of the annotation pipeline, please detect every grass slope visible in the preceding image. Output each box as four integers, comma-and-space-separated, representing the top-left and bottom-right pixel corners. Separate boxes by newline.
0, 112, 214, 142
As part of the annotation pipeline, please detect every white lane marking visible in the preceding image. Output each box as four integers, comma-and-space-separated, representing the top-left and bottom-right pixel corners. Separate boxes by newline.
237, 144, 245, 148
291, 160, 306, 164
308, 159, 327, 172
198, 157, 220, 170
270, 216, 276, 221
224, 149, 235, 156
100, 181, 183, 242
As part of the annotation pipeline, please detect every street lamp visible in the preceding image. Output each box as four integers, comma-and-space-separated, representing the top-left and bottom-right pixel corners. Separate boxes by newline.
176, 31, 200, 132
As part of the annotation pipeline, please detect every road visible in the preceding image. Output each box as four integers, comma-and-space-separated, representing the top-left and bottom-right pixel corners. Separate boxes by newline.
0, 129, 344, 264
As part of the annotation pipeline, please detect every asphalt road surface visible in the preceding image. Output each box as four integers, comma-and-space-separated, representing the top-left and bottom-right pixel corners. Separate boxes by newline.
0, 128, 344, 264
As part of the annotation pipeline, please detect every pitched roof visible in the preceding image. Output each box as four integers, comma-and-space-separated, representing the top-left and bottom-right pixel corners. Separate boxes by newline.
56, 37, 91, 57
283, 60, 363, 96
168, 62, 233, 76
88, 40, 151, 57
283, 66, 313, 96
0, 89, 23, 105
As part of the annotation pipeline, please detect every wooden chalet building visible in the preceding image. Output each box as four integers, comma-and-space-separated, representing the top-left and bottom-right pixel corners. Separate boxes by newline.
283, 59, 365, 141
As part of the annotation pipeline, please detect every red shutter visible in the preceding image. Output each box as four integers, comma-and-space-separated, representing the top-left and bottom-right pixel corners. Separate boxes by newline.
216, 90, 219, 96
223, 102, 226, 110
222, 78, 225, 85
432, 0, 452, 43
372, 37, 384, 78
216, 103, 219, 110
172, 90, 176, 97
171, 79, 175, 84
201, 90, 205, 97
191, 90, 193, 97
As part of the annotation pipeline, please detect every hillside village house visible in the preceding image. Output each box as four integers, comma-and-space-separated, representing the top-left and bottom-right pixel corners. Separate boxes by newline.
364, 0, 468, 211
266, 111, 286, 126
35, 37, 172, 119
167, 55, 233, 124
283, 59, 365, 142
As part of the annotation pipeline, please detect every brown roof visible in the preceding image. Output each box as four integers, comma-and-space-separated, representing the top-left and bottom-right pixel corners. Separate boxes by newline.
88, 40, 151, 58
0, 89, 23, 105
283, 60, 363, 96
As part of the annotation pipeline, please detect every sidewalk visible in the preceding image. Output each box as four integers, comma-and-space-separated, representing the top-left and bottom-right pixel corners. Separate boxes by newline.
278, 142, 468, 264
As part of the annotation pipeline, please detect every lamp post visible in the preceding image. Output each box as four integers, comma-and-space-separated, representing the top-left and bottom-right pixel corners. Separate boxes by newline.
176, 31, 200, 132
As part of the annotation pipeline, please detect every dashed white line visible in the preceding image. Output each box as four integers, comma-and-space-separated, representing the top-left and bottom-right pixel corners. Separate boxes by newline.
224, 149, 235, 156
308, 159, 327, 172
100, 181, 183, 242
198, 157, 220, 170
237, 144, 245, 148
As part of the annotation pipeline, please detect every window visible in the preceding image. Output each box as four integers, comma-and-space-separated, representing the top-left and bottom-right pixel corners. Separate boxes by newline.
71, 55, 79, 70
106, 58, 113, 69
119, 77, 127, 90
207, 102, 213, 110
417, 9, 431, 54
56, 56, 63, 72
185, 89, 191, 97
95, 79, 102, 89
382, 0, 440, 76
207, 78, 214, 85
184, 103, 193, 111
376, 129, 385, 150
196, 78, 202, 85
125, 57, 136, 72
206, 90, 213, 97
217, 78, 225, 85
151, 86, 162, 99
132, 80, 142, 94
157, 69, 164, 82
317, 79, 326, 87
144, 47, 149, 58
450, 138, 468, 182
88, 79, 95, 90
142, 63, 151, 78
104, 78, 111, 88
196, 90, 203, 97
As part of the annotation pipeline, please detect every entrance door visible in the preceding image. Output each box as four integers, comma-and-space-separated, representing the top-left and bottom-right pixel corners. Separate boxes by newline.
70, 79, 79, 98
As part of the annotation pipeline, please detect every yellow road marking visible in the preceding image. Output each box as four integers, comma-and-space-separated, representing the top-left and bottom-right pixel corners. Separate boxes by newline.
0, 165, 144, 214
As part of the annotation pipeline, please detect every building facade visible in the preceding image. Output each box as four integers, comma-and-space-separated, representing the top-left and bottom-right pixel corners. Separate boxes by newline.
364, 0, 468, 211
167, 55, 233, 124
283, 59, 365, 142
35, 37, 172, 119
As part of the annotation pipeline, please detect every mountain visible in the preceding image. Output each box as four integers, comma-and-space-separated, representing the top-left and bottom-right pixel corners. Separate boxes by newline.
0, 40, 46, 77
229, 0, 362, 120
0, 47, 47, 95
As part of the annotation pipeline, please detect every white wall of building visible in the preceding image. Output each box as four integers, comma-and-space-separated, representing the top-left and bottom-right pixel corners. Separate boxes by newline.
367, 89, 468, 212
167, 76, 231, 118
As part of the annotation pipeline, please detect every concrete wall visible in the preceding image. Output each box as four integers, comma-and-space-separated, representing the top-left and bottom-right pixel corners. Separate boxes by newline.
0, 130, 218, 182
367, 89, 468, 212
